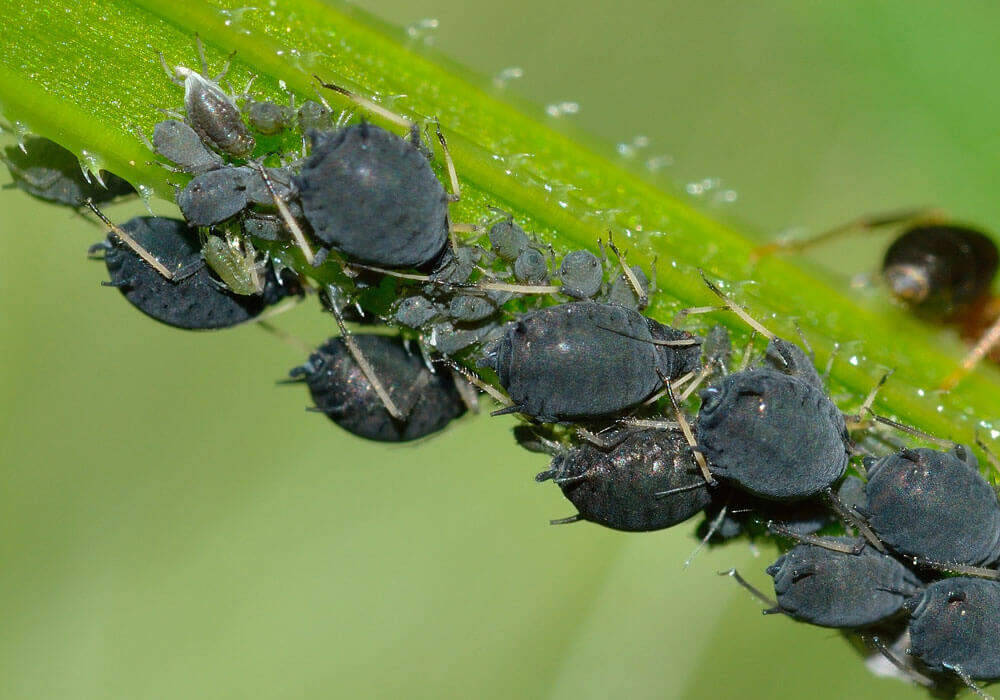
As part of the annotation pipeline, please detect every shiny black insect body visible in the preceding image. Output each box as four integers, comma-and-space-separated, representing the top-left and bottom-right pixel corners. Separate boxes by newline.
696, 338, 849, 501
536, 426, 711, 532
767, 538, 922, 628
862, 445, 1000, 567
3, 137, 134, 207
480, 301, 701, 422
290, 334, 467, 442
294, 124, 449, 269
907, 577, 1000, 680
90, 216, 294, 329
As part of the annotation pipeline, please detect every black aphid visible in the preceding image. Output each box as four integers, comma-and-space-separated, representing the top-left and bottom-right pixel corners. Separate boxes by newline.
480, 301, 700, 422
697, 337, 849, 500
767, 538, 922, 628
151, 119, 224, 174
513, 247, 548, 284
90, 216, 294, 329
694, 277, 849, 501
159, 36, 255, 158
290, 334, 467, 442
907, 577, 1000, 681
488, 217, 529, 262
863, 445, 1000, 566
3, 137, 134, 206
559, 249, 603, 299
245, 99, 295, 135
295, 123, 449, 268
535, 426, 711, 532
177, 166, 252, 227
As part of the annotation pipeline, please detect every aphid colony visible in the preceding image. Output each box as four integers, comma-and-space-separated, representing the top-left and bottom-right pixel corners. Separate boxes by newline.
6, 36, 1000, 697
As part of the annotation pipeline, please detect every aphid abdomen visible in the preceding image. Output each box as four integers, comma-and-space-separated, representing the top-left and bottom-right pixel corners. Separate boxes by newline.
295, 124, 449, 269
182, 71, 255, 158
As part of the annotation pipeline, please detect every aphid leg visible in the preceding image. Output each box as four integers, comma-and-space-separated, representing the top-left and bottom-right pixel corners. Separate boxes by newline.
750, 208, 943, 262
942, 314, 1000, 390
434, 120, 461, 203
85, 200, 198, 281
974, 431, 1000, 481
844, 370, 893, 427
737, 330, 758, 372
249, 162, 315, 266
437, 357, 512, 407
860, 635, 935, 688
326, 287, 405, 420
346, 261, 560, 295
868, 412, 956, 448
824, 486, 885, 553
256, 320, 311, 355
679, 366, 712, 401
664, 374, 715, 485
607, 230, 649, 308
671, 305, 726, 326
684, 502, 729, 569
549, 514, 583, 526
313, 76, 412, 130
718, 569, 781, 613
943, 664, 993, 700
699, 270, 776, 339
618, 417, 680, 430
792, 321, 814, 362
450, 223, 479, 235
654, 481, 709, 498
912, 557, 1000, 580
766, 521, 863, 554
449, 370, 480, 414
821, 341, 839, 387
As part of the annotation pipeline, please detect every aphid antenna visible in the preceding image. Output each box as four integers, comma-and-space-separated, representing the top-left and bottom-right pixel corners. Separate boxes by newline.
868, 412, 955, 448
974, 431, 1000, 480
749, 207, 941, 262
345, 261, 560, 295
575, 426, 610, 449
943, 663, 994, 700
912, 557, 1000, 581
684, 502, 729, 570
679, 366, 712, 402
860, 635, 935, 689
718, 569, 781, 614
664, 374, 715, 485
653, 481, 708, 499
618, 417, 680, 430
248, 161, 316, 266
821, 341, 839, 386
606, 230, 649, 308
436, 357, 512, 407
249, 294, 303, 326
845, 369, 894, 425
84, 199, 194, 281
824, 486, 886, 553
671, 305, 726, 327
448, 368, 481, 414
590, 323, 701, 347
766, 521, 864, 555
699, 269, 775, 340
642, 369, 696, 406
314, 76, 413, 130
737, 330, 758, 372
434, 120, 461, 203
549, 514, 582, 526
326, 286, 405, 420
255, 319, 311, 355
791, 321, 814, 362
942, 313, 1000, 391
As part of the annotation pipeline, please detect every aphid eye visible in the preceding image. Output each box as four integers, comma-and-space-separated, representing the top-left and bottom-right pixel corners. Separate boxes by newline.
947, 592, 966, 605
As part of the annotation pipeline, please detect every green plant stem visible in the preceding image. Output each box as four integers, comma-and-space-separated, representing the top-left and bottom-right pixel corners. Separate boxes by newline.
2, 0, 999, 458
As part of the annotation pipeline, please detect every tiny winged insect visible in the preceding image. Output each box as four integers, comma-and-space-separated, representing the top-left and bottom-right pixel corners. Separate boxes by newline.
289, 333, 467, 442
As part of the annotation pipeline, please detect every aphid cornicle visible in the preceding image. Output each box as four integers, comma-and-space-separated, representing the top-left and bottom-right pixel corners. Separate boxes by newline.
535, 426, 712, 532
289, 334, 467, 442
862, 444, 1000, 567
90, 216, 295, 330
907, 577, 1000, 681
2, 137, 134, 206
766, 538, 922, 628
294, 123, 450, 269
480, 301, 700, 423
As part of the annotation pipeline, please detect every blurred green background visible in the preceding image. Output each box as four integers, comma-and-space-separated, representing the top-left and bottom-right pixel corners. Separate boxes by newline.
2, 2, 997, 698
